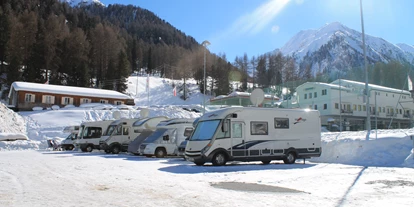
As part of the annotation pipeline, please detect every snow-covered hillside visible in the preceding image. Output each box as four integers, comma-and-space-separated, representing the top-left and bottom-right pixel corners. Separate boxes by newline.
59, 0, 104, 7
279, 22, 414, 74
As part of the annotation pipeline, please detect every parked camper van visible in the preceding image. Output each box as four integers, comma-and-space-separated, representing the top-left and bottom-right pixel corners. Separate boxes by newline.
138, 118, 195, 158
60, 125, 80, 151
75, 120, 113, 152
185, 107, 322, 166
100, 116, 169, 154
178, 118, 199, 158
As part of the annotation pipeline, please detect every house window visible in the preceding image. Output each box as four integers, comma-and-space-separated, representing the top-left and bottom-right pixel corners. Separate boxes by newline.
322, 89, 327, 95
42, 95, 55, 104
353, 104, 356, 111
274, 118, 289, 129
324, 104, 327, 110
335, 103, 339, 109
115, 101, 124, 105
304, 94, 307, 99
81, 98, 91, 104
309, 93, 312, 99
61, 97, 73, 105
314, 105, 318, 110
358, 105, 362, 111
363, 106, 366, 111
100, 99, 108, 104
25, 93, 35, 102
251, 122, 268, 135
314, 92, 317, 98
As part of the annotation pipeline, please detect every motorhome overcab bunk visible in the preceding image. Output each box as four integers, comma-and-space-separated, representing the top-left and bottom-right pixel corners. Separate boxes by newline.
99, 116, 168, 154
185, 107, 322, 166
138, 118, 195, 158
75, 120, 113, 152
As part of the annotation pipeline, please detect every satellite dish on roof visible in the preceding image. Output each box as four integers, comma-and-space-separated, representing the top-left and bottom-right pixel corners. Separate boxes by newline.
250, 88, 265, 107
113, 111, 121, 119
140, 108, 149, 118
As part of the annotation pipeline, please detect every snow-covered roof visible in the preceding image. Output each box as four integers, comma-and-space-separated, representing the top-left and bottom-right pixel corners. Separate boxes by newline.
331, 79, 411, 94
212, 91, 279, 100
11, 82, 132, 100
0, 133, 28, 141
297, 82, 351, 91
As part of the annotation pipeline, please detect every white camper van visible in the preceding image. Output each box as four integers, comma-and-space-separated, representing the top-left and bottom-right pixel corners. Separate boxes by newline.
100, 116, 169, 154
75, 120, 113, 152
185, 107, 322, 166
60, 125, 80, 150
138, 118, 195, 158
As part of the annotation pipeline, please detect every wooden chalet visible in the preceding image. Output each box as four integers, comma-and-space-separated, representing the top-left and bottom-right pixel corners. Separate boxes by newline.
8, 82, 135, 111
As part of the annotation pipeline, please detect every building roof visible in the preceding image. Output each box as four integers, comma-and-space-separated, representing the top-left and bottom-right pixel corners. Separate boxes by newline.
10, 82, 132, 100
331, 79, 411, 94
297, 82, 351, 91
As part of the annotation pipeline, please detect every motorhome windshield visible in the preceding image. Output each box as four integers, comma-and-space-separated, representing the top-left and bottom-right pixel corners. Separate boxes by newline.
133, 118, 149, 126
190, 120, 220, 141
144, 128, 168, 143
104, 125, 117, 136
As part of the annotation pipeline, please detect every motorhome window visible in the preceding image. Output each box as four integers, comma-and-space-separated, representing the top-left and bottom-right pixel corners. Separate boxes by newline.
274, 118, 289, 129
133, 118, 149, 126
114, 125, 123, 135
184, 128, 194, 137
83, 127, 102, 139
145, 128, 168, 143
104, 125, 116, 136
251, 122, 268, 135
216, 120, 230, 139
190, 120, 220, 141
231, 123, 242, 138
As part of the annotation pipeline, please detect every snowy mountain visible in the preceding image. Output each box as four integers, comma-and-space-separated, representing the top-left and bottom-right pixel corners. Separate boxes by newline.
280, 22, 414, 74
59, 0, 104, 7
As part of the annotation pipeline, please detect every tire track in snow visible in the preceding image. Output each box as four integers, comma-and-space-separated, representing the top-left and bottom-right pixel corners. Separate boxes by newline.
0, 170, 24, 206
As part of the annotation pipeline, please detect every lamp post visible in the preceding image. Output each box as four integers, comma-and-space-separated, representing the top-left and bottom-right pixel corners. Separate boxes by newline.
360, 0, 370, 140
202, 40, 210, 115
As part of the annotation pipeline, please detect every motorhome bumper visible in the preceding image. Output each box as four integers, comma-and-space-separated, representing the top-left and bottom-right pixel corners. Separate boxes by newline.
184, 154, 207, 163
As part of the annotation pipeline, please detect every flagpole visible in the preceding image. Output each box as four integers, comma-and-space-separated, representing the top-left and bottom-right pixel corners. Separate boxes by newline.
147, 74, 150, 107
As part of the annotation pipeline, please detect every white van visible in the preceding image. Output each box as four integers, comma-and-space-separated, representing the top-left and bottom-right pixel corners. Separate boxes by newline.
138, 118, 195, 158
60, 125, 80, 150
185, 107, 322, 166
75, 120, 113, 152
100, 116, 168, 154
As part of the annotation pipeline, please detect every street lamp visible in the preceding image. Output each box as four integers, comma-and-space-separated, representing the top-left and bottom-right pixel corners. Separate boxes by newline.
202, 40, 210, 115
360, 0, 370, 140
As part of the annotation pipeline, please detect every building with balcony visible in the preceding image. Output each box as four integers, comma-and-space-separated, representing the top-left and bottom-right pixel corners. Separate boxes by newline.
294, 79, 414, 131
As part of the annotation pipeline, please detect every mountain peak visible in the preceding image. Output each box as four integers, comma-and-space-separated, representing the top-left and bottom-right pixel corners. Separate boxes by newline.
59, 0, 104, 7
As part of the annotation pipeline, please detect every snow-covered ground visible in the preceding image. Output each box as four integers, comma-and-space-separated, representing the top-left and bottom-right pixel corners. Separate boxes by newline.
1, 76, 414, 206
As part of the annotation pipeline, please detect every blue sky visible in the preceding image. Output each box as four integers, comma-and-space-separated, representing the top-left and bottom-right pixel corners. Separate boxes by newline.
101, 0, 414, 62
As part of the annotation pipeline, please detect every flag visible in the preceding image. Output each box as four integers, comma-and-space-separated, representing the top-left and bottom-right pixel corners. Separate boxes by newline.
173, 86, 176, 96
146, 74, 149, 92
408, 75, 413, 91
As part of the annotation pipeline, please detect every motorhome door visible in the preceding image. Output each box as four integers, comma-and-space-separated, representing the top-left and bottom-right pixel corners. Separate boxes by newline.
230, 122, 245, 157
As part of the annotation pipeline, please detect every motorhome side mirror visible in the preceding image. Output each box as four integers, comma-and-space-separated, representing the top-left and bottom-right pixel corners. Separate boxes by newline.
222, 120, 229, 132
185, 137, 189, 141
163, 135, 169, 141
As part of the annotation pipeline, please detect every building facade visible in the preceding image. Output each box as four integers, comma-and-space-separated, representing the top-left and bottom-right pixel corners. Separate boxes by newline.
8, 82, 135, 111
294, 79, 414, 130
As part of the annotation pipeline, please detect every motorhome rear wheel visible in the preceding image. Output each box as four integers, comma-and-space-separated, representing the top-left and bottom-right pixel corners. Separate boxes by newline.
283, 151, 297, 164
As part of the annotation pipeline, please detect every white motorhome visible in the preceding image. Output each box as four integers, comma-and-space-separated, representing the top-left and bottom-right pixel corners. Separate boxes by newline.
138, 118, 195, 158
60, 125, 80, 150
100, 116, 169, 154
75, 120, 113, 152
185, 107, 322, 166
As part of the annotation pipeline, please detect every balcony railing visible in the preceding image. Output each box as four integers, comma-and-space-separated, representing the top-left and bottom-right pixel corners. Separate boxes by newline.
340, 109, 353, 114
